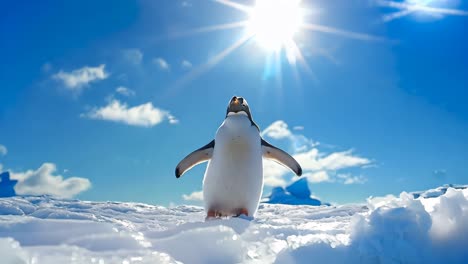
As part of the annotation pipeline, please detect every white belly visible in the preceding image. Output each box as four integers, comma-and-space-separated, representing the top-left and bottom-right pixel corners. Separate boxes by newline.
203, 115, 263, 216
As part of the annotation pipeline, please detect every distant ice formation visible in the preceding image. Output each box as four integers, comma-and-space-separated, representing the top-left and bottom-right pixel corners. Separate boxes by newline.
263, 178, 327, 206
0, 172, 17, 198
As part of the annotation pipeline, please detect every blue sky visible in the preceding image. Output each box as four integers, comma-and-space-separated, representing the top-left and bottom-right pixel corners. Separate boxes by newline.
0, 0, 467, 205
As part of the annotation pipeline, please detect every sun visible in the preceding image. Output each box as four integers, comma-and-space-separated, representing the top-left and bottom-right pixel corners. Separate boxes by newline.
173, 0, 383, 88
246, 0, 304, 51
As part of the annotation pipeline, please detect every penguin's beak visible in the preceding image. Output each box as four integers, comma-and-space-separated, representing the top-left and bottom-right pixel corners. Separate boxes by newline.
228, 96, 246, 113
226, 96, 251, 118
231, 96, 240, 105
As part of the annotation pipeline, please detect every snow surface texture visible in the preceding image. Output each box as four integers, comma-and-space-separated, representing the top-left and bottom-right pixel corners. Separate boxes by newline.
0, 186, 467, 263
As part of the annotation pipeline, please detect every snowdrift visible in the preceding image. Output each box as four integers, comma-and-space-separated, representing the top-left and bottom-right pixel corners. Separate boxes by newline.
0, 185, 467, 263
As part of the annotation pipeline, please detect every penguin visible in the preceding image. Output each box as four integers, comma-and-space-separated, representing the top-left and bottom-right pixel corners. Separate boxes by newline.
175, 96, 302, 218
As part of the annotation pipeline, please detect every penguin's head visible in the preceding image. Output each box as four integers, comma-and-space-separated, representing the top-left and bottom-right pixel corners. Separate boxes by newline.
226, 96, 252, 118
226, 96, 259, 130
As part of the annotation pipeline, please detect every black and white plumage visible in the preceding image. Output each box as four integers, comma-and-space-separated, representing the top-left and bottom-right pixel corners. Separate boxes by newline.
176, 96, 302, 218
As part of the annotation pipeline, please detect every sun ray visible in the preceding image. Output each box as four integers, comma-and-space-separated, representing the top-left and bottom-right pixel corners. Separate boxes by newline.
170, 34, 254, 94
170, 21, 248, 38
314, 47, 341, 66
302, 23, 386, 42
379, 0, 468, 15
285, 39, 317, 81
213, 0, 252, 13
377, 0, 468, 22
262, 53, 275, 80
383, 8, 416, 22
274, 51, 283, 93
192, 21, 248, 34
203, 34, 253, 67
285, 40, 305, 91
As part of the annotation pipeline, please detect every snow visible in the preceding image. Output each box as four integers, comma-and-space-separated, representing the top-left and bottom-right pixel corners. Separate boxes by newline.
0, 186, 467, 263
411, 184, 468, 199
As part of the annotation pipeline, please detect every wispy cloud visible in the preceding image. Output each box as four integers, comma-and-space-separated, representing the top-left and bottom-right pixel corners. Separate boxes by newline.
182, 190, 203, 201
0, 144, 7, 156
303, 172, 367, 184
296, 149, 370, 171
41, 62, 52, 73
262, 121, 372, 186
433, 169, 447, 178
115, 86, 136, 97
376, 0, 468, 22
181, 1, 192, 7
83, 99, 178, 127
153, 57, 170, 71
337, 173, 367, 184
181, 60, 193, 70
53, 64, 108, 91
10, 163, 91, 198
168, 115, 179, 124
123, 49, 143, 65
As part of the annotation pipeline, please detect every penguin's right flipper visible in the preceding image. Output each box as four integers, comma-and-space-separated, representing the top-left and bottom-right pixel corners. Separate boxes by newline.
261, 138, 302, 176
175, 140, 215, 178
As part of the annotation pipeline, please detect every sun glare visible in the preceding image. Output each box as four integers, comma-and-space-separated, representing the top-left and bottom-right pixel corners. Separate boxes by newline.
173, 0, 385, 89
247, 0, 304, 51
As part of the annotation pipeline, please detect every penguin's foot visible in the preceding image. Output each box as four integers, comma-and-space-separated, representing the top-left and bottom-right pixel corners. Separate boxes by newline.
205, 210, 222, 220
205, 209, 251, 221
236, 208, 249, 217
207, 210, 217, 218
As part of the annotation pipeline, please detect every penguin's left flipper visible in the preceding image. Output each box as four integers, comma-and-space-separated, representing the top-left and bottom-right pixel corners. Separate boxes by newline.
261, 138, 302, 176
175, 140, 215, 178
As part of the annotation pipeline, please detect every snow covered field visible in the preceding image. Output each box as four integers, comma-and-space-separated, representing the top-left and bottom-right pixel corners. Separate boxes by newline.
0, 185, 467, 264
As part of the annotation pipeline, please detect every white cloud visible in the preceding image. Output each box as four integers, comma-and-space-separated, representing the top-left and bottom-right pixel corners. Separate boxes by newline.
319, 150, 370, 170
0, 144, 7, 156
295, 149, 371, 171
115, 86, 136, 97
153, 58, 170, 71
261, 120, 372, 187
83, 99, 177, 127
261, 120, 293, 139
181, 60, 193, 69
182, 190, 203, 201
262, 120, 317, 152
10, 163, 91, 198
53, 64, 108, 91
337, 174, 367, 184
304, 171, 331, 183
123, 49, 143, 65
263, 159, 289, 186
